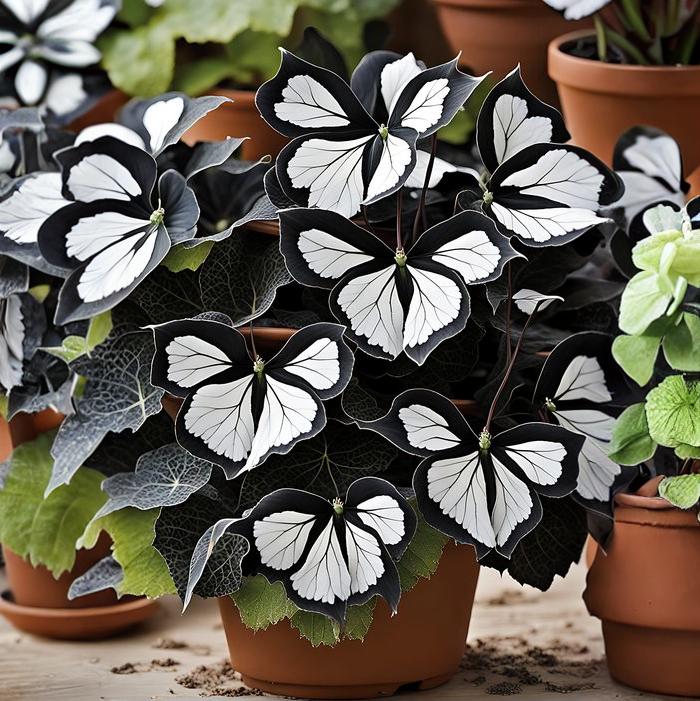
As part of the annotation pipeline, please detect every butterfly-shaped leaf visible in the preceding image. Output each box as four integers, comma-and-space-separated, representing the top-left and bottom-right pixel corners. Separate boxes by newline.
362, 389, 582, 558
232, 476, 417, 623
257, 49, 483, 217
542, 0, 611, 19
534, 332, 632, 512
279, 207, 517, 364
37, 136, 199, 323
150, 320, 354, 477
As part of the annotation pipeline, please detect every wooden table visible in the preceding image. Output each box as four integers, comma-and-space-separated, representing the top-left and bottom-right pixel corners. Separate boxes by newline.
0, 564, 672, 700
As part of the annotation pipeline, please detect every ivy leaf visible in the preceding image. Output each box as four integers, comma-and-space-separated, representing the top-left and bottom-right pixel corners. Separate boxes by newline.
231, 575, 297, 631
658, 474, 700, 509
0, 433, 106, 576
341, 378, 385, 422
47, 324, 164, 494
646, 375, 700, 449
43, 335, 89, 363
662, 313, 700, 372
609, 403, 657, 465
162, 241, 213, 272
68, 555, 123, 600
612, 334, 661, 386
397, 505, 449, 592
289, 610, 338, 647
93, 443, 213, 520
99, 22, 176, 97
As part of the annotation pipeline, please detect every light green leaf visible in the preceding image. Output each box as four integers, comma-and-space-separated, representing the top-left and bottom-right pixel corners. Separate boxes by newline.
172, 58, 236, 96
658, 474, 700, 509
632, 228, 700, 286
43, 335, 89, 363
223, 30, 286, 87
83, 507, 176, 598
232, 575, 297, 631
160, 0, 253, 43
162, 242, 214, 273
28, 284, 51, 303
397, 505, 449, 591
612, 334, 660, 386
645, 375, 700, 448
0, 433, 106, 576
676, 443, 700, 459
290, 610, 339, 647
0, 394, 7, 419
608, 403, 657, 465
86, 310, 113, 352
619, 270, 672, 335
99, 22, 175, 97
663, 313, 700, 372
343, 598, 376, 641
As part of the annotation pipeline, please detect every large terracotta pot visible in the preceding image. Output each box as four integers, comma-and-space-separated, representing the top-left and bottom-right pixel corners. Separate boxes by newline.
219, 543, 479, 699
183, 88, 286, 160
549, 31, 700, 172
584, 493, 700, 697
8, 408, 64, 447
431, 0, 588, 105
68, 89, 129, 132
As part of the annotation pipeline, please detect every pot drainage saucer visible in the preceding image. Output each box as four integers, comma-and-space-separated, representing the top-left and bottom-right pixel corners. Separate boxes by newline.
0, 590, 159, 640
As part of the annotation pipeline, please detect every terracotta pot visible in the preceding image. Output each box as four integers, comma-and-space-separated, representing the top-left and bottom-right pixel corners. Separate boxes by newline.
0, 416, 10, 462
584, 493, 700, 697
183, 88, 287, 161
238, 325, 296, 356
67, 89, 129, 133
549, 31, 700, 172
219, 543, 479, 699
8, 408, 64, 448
3, 533, 119, 609
431, 0, 588, 106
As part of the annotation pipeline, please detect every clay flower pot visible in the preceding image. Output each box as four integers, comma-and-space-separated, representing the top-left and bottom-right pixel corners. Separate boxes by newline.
183, 88, 287, 161
584, 493, 700, 697
431, 0, 588, 106
549, 31, 700, 171
67, 89, 129, 132
219, 542, 479, 699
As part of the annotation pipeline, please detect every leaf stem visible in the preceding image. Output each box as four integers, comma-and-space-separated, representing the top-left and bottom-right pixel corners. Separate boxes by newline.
594, 14, 608, 61
249, 320, 258, 361
396, 189, 403, 251
411, 134, 438, 245
505, 263, 513, 365
605, 26, 651, 64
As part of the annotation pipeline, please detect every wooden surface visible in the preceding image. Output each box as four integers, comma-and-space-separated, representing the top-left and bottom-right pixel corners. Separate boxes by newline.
0, 563, 674, 700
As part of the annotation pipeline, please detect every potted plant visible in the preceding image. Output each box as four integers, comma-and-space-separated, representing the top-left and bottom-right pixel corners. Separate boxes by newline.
578, 183, 700, 696
546, 0, 700, 176
0, 91, 272, 638
97, 1, 401, 159
430, 0, 589, 105
0, 0, 121, 126
66, 47, 629, 699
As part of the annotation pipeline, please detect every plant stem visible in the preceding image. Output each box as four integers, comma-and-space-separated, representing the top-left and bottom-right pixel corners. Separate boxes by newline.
606, 26, 652, 64
619, 0, 651, 41
594, 14, 608, 61
249, 320, 258, 361
677, 21, 699, 64
505, 263, 513, 365
411, 134, 438, 245
396, 189, 403, 251
484, 312, 536, 433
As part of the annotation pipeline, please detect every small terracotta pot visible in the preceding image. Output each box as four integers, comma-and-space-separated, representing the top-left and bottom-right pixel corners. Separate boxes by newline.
2, 533, 118, 609
549, 31, 700, 171
584, 493, 700, 697
219, 543, 479, 699
67, 89, 129, 133
0, 416, 10, 461
431, 0, 588, 106
8, 408, 64, 448
182, 88, 287, 161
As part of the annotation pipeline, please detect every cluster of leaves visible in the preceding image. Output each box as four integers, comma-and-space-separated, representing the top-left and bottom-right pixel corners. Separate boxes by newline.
100, 0, 401, 96
545, 0, 700, 65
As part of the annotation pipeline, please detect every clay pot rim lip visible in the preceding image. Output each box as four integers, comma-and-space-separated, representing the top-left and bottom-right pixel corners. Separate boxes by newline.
615, 492, 673, 510
0, 589, 158, 619
549, 30, 700, 95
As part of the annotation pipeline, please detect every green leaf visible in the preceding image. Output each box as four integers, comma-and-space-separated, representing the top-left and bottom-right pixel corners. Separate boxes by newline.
224, 30, 292, 87
172, 57, 235, 96
663, 313, 700, 372
83, 508, 176, 598
290, 610, 339, 647
162, 242, 214, 273
86, 310, 113, 351
0, 433, 106, 576
619, 270, 672, 335
397, 505, 449, 592
646, 375, 700, 448
676, 443, 700, 459
632, 228, 700, 286
658, 474, 700, 509
99, 22, 175, 97
232, 575, 297, 631
28, 284, 51, 303
612, 334, 661, 386
343, 599, 376, 641
608, 403, 657, 465
43, 335, 89, 363
160, 0, 253, 43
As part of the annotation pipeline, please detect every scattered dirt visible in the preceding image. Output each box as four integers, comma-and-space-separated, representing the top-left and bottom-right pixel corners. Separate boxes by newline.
110, 658, 180, 674
460, 636, 603, 695
175, 659, 262, 696
152, 637, 212, 656
484, 590, 536, 606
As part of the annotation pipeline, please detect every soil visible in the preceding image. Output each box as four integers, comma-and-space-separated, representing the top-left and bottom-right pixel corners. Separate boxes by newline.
110, 658, 180, 674
174, 659, 264, 697
152, 636, 212, 656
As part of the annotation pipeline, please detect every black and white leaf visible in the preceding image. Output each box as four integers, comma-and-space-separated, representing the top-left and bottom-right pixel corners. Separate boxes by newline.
67, 555, 123, 600
512, 289, 564, 315
279, 207, 517, 364
361, 389, 582, 558
150, 321, 354, 478
542, 0, 611, 19
0, 256, 28, 297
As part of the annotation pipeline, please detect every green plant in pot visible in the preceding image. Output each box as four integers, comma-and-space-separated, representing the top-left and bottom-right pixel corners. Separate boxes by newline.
0, 92, 275, 638
98, 0, 401, 158
546, 0, 700, 172
575, 137, 700, 696
65, 44, 634, 698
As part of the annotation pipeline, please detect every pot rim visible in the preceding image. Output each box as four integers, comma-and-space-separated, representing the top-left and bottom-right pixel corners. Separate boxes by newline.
548, 30, 700, 96
615, 492, 673, 510
0, 589, 156, 618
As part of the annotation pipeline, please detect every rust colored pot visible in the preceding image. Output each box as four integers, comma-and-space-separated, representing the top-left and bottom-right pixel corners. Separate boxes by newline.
0, 416, 10, 461
67, 89, 129, 133
219, 543, 479, 699
584, 494, 700, 697
549, 31, 700, 171
431, 0, 588, 106
2, 533, 119, 609
183, 88, 287, 161
8, 408, 64, 448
